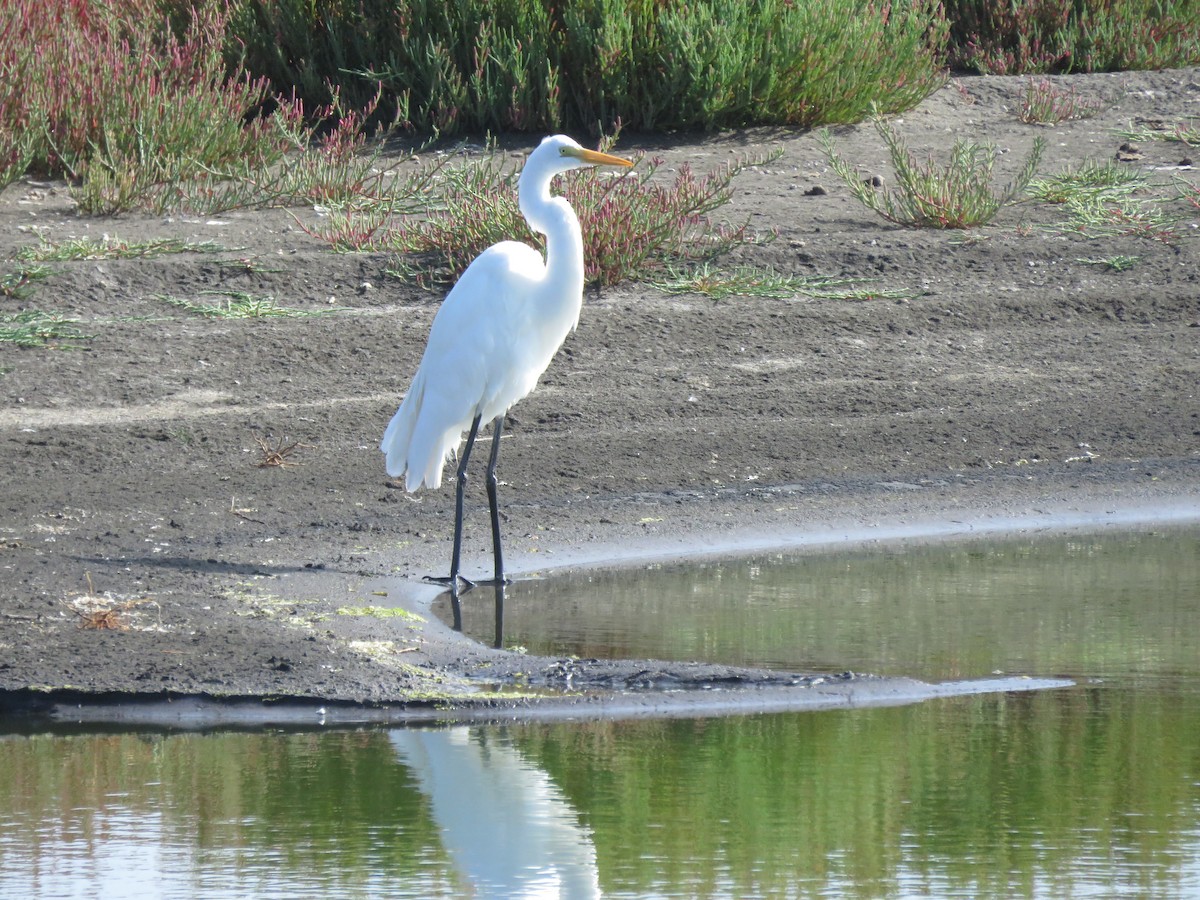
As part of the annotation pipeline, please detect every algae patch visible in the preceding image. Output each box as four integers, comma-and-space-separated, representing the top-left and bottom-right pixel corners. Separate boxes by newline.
337, 605, 425, 623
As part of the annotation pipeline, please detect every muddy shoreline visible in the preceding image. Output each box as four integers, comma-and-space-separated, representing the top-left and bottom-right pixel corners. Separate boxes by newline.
2, 68, 1198, 722
2, 465, 1194, 725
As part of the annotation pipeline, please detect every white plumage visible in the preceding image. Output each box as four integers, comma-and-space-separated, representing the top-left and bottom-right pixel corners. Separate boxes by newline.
382, 239, 566, 490
381, 135, 632, 587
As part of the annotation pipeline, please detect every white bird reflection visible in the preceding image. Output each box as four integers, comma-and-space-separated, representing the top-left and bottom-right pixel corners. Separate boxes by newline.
388, 726, 601, 899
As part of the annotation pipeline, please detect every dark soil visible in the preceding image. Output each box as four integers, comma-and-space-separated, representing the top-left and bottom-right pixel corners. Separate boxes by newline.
1, 69, 1197, 721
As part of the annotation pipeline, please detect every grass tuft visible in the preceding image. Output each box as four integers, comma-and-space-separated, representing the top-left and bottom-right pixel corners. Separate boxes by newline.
156, 290, 346, 319
0, 310, 90, 348
17, 236, 230, 262
651, 263, 921, 302
822, 115, 1045, 229
1077, 255, 1140, 272
651, 264, 802, 300
1018, 79, 1106, 125
1116, 119, 1200, 147
1, 262, 52, 299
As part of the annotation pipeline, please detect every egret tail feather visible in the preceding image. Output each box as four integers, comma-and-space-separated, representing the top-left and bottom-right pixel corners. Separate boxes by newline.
382, 372, 470, 491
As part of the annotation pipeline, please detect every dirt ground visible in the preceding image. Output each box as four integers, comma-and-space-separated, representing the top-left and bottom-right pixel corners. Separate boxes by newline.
1, 69, 1197, 721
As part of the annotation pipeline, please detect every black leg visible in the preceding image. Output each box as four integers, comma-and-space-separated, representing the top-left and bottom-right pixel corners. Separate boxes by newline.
424, 413, 482, 591
484, 415, 509, 585
492, 581, 506, 650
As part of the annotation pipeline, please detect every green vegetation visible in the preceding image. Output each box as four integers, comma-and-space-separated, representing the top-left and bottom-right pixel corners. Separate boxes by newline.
1053, 193, 1180, 244
231, 0, 949, 135
0, 0, 950, 197
308, 142, 777, 286
1029, 160, 1181, 244
0, 310, 89, 347
1077, 255, 1140, 272
0, 0, 297, 194
1027, 159, 1147, 205
0, 262, 51, 299
1117, 118, 1200, 146
0, 0, 1197, 300
0, 0, 1196, 198
156, 290, 344, 319
821, 115, 1045, 229
1018, 78, 1107, 125
16, 236, 229, 262
944, 0, 1200, 74
651, 264, 920, 302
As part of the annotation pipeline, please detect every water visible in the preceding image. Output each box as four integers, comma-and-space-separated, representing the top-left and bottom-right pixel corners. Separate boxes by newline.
446, 528, 1200, 682
2, 527, 1198, 899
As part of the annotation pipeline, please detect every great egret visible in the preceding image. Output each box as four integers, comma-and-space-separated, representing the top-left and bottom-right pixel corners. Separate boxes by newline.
382, 135, 633, 590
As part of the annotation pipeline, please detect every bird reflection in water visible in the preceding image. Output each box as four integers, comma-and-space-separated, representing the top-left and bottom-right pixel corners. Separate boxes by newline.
389, 725, 602, 899
444, 579, 507, 650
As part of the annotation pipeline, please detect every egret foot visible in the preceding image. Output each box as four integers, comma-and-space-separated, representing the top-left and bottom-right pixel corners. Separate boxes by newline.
423, 573, 476, 594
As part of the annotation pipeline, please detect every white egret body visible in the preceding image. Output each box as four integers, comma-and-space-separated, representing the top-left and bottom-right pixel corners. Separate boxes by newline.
381, 135, 632, 588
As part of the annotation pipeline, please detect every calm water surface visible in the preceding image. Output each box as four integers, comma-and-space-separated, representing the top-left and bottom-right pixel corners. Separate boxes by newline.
2, 527, 1198, 899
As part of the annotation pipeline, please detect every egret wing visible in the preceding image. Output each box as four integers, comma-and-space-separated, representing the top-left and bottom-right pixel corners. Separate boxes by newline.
381, 242, 545, 490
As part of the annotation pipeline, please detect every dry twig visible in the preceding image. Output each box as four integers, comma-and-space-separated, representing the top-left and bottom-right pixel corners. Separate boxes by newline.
256, 435, 312, 467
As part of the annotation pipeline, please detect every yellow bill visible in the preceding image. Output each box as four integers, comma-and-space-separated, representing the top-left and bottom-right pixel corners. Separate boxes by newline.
568, 147, 634, 168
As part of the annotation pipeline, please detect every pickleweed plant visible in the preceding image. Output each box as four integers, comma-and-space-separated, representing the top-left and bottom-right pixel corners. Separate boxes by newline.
1116, 119, 1200, 146
156, 290, 348, 319
945, 0, 1200, 74
822, 114, 1045, 228
163, 87, 422, 216
359, 142, 778, 286
298, 143, 510, 254
650, 263, 921, 302
0, 263, 51, 299
1, 0, 304, 208
1026, 159, 1146, 205
0, 0, 416, 216
567, 151, 771, 286
0, 128, 35, 189
0, 310, 89, 347
1179, 179, 1200, 212
16, 236, 229, 262
233, 0, 948, 135
1028, 161, 1179, 244
1053, 194, 1180, 244
1018, 78, 1106, 124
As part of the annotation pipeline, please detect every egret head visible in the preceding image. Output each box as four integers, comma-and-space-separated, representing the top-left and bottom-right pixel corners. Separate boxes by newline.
531, 134, 633, 175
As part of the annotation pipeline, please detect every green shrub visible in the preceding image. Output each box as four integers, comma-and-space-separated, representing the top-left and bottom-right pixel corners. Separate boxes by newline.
944, 0, 1200, 74
227, 0, 949, 135
307, 141, 778, 286
0, 0, 304, 191
822, 115, 1045, 228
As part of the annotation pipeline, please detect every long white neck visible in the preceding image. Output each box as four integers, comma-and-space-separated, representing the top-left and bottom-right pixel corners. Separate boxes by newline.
518, 169, 586, 305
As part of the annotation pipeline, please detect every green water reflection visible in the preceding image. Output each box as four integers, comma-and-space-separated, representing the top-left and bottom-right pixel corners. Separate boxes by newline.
2, 686, 1199, 898
462, 528, 1200, 680
2, 527, 1198, 898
